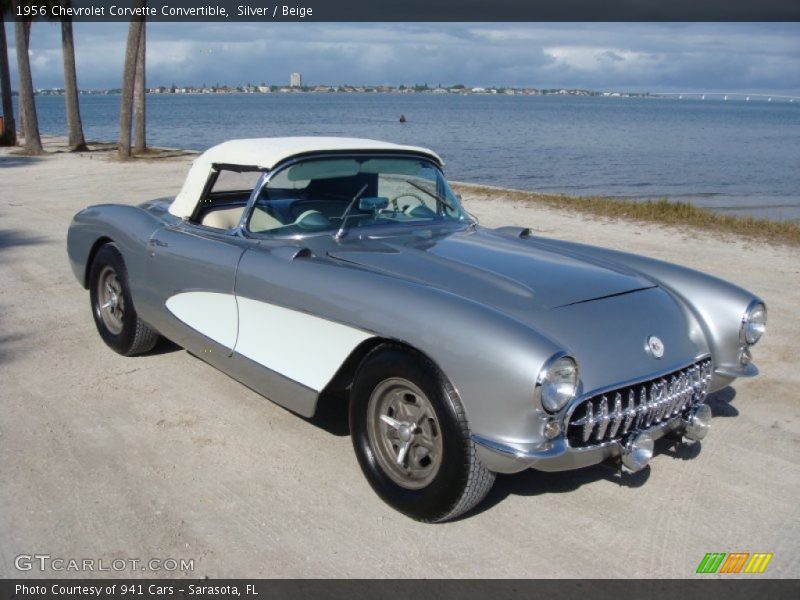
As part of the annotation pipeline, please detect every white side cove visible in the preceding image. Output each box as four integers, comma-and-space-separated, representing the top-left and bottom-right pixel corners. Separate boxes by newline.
235, 296, 372, 391
165, 292, 372, 392
166, 291, 238, 349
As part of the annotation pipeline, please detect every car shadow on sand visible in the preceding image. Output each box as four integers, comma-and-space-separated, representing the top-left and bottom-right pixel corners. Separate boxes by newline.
468, 460, 654, 519
308, 391, 351, 437
147, 337, 183, 356
706, 386, 739, 418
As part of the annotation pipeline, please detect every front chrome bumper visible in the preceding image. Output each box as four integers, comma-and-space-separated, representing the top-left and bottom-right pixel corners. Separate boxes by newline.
473, 357, 758, 475
473, 414, 687, 474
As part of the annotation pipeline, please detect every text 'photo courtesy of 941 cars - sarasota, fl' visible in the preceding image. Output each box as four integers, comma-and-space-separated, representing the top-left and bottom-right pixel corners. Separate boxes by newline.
67, 137, 767, 522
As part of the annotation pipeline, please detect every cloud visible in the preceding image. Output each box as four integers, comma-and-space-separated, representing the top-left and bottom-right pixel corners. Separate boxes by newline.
4, 22, 799, 94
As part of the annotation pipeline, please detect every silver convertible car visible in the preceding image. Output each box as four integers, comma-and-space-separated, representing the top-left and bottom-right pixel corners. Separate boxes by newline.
67, 137, 767, 522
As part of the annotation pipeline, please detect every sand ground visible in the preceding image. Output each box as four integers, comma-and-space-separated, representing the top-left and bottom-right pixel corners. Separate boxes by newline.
1, 139, 798, 578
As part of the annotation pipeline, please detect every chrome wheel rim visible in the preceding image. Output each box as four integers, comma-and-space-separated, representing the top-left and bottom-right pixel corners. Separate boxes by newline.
96, 265, 125, 335
366, 377, 444, 489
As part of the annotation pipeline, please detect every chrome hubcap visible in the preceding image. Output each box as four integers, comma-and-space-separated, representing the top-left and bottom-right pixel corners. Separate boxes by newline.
96, 266, 125, 335
366, 378, 443, 489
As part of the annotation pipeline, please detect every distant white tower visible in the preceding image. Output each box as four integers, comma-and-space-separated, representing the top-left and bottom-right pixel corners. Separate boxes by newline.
290, 72, 302, 88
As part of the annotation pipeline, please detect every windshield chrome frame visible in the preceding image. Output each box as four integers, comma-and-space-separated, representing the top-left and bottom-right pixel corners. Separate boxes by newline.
238, 152, 473, 241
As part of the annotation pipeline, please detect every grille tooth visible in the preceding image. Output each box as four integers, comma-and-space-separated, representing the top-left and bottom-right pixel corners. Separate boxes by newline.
608, 392, 623, 439
622, 389, 636, 434
646, 382, 658, 427
581, 401, 594, 442
566, 358, 712, 448
595, 396, 610, 440
658, 378, 672, 422
636, 386, 648, 429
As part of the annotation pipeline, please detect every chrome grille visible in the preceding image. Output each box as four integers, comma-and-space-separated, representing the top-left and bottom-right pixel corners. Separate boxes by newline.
566, 358, 713, 448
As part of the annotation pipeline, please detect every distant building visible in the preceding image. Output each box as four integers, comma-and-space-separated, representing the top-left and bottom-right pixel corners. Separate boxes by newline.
290, 72, 302, 88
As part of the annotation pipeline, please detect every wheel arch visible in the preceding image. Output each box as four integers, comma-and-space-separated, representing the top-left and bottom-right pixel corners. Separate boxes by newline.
83, 236, 114, 288
316, 337, 449, 414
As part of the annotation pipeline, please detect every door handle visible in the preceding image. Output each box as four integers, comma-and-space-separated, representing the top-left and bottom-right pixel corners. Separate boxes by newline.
149, 238, 168, 247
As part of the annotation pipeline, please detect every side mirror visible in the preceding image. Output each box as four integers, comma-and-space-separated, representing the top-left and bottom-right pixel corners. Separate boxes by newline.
358, 196, 389, 212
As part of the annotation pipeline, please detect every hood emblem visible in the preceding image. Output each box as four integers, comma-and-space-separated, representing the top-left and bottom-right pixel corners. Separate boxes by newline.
646, 336, 665, 359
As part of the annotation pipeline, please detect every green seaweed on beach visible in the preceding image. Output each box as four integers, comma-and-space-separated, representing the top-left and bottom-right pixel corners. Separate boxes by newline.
453, 184, 800, 247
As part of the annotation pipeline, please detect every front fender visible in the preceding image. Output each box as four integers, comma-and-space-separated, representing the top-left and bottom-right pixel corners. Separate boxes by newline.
67, 203, 166, 312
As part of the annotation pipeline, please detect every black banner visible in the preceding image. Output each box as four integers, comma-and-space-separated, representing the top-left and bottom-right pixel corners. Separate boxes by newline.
5, 0, 800, 22
3, 579, 800, 600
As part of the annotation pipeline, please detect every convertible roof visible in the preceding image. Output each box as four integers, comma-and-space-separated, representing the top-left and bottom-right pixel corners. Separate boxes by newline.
168, 137, 443, 218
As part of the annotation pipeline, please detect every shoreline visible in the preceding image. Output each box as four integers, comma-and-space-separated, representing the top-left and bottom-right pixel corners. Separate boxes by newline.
6, 136, 800, 247
452, 182, 800, 247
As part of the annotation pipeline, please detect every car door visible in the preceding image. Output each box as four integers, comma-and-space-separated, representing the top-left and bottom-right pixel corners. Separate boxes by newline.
145, 222, 248, 356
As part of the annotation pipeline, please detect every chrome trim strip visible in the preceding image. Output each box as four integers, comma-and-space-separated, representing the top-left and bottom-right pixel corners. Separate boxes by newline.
574, 353, 711, 403
471, 435, 567, 460
715, 363, 759, 378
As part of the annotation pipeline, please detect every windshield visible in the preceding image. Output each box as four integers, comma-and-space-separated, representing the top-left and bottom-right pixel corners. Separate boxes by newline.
246, 156, 468, 236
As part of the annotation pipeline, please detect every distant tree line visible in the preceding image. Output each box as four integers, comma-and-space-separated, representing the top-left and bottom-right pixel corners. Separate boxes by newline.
0, 0, 148, 158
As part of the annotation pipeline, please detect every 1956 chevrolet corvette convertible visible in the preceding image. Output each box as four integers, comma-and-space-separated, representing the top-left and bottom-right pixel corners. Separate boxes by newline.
68, 137, 766, 521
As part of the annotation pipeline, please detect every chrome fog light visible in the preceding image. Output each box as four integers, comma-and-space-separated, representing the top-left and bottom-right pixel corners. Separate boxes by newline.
739, 346, 752, 365
684, 403, 712, 441
543, 420, 562, 439
621, 432, 654, 472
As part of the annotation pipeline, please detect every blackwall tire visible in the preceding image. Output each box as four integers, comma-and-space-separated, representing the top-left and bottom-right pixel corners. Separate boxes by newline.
88, 243, 159, 356
349, 344, 495, 522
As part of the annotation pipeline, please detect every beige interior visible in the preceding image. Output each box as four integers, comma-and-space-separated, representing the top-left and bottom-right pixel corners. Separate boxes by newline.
200, 206, 282, 231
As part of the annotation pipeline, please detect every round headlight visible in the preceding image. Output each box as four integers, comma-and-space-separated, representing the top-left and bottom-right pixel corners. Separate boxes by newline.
742, 302, 767, 346
536, 354, 579, 413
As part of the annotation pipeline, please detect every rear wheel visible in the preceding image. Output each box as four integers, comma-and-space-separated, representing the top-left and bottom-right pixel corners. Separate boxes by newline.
349, 345, 495, 522
89, 243, 159, 356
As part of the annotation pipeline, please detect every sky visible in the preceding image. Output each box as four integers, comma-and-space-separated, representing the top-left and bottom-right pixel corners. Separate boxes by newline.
5, 22, 800, 95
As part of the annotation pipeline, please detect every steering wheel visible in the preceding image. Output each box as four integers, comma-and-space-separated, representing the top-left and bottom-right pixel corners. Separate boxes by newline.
390, 193, 425, 212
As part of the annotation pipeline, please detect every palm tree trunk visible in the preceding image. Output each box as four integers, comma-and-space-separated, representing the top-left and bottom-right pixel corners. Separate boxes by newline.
118, 7, 143, 160
0, 9, 18, 146
133, 21, 146, 154
18, 18, 31, 138
13, 8, 43, 154
60, 2, 87, 151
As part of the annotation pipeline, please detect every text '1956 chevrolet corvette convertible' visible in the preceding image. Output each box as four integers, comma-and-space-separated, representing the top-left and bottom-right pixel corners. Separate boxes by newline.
67, 137, 766, 521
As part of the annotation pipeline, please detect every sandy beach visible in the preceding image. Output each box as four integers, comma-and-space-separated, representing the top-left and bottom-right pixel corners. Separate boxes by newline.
1, 138, 798, 578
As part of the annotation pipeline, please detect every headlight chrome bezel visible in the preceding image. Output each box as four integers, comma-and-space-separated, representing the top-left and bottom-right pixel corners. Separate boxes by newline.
740, 300, 767, 347
535, 352, 580, 413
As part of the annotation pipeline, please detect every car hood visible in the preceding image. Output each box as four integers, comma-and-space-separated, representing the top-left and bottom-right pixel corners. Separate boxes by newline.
327, 227, 655, 312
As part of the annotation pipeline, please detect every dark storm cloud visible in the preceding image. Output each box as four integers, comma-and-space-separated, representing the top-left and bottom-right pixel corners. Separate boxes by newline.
7, 22, 800, 94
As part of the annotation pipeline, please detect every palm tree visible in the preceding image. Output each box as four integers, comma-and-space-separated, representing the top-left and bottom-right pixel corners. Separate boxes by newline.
118, 0, 144, 159
133, 20, 146, 154
0, 3, 17, 146
60, 0, 87, 151
13, 1, 43, 154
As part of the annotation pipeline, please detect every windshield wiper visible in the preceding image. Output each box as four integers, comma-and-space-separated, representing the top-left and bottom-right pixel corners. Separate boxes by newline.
334, 183, 369, 241
404, 179, 457, 213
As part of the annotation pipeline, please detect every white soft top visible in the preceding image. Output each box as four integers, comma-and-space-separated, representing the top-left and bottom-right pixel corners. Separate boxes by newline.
168, 136, 443, 218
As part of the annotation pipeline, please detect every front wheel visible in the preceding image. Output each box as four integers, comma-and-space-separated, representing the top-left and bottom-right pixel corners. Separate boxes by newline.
349, 345, 495, 522
89, 243, 159, 356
